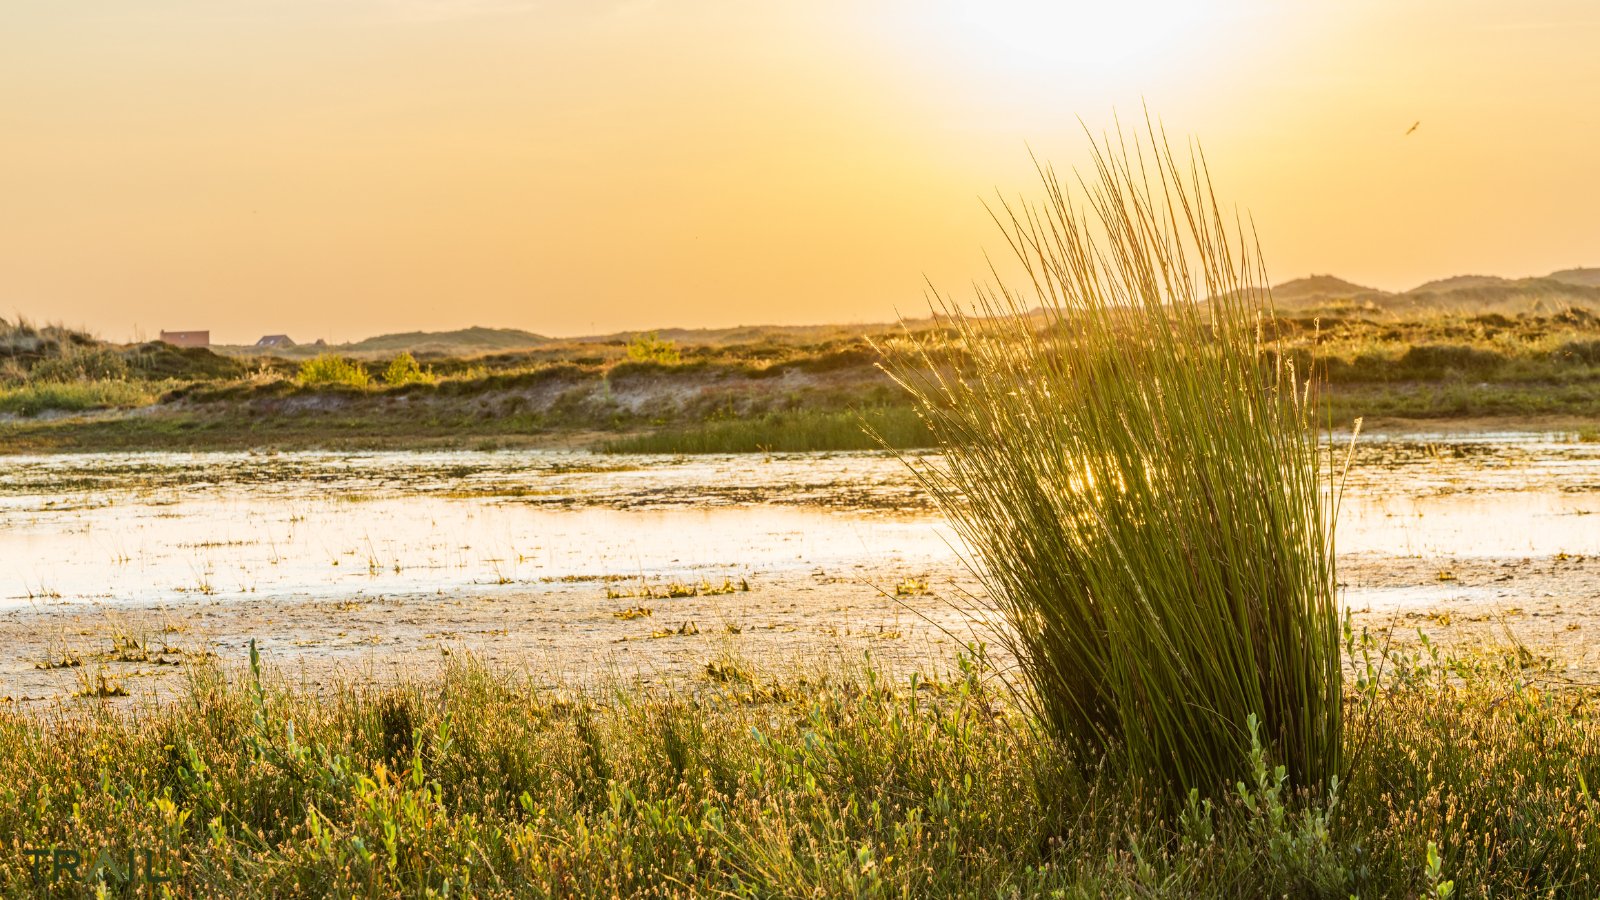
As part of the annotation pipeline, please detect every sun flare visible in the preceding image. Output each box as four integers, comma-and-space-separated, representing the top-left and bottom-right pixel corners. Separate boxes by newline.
933, 0, 1215, 77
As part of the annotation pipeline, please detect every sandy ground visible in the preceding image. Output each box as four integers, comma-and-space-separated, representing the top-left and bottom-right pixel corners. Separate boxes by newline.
0, 567, 991, 705
4, 549, 1598, 707
1339, 551, 1600, 681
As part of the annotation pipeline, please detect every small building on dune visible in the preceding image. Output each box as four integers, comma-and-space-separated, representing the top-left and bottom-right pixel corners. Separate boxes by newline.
256, 334, 295, 349
159, 330, 210, 348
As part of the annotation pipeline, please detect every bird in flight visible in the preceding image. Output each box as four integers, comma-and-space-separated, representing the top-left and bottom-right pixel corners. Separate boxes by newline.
1405, 121, 1420, 136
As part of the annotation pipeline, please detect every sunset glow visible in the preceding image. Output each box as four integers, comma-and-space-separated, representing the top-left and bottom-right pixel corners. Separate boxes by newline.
3, 1, 1598, 342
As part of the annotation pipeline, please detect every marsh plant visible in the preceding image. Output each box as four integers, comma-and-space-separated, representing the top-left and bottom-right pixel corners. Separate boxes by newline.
886, 127, 1347, 802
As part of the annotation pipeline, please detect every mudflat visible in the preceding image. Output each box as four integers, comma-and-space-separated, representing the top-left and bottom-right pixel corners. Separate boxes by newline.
4, 432, 1598, 704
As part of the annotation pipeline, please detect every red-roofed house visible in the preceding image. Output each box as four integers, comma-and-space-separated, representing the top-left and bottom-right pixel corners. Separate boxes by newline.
159, 330, 210, 348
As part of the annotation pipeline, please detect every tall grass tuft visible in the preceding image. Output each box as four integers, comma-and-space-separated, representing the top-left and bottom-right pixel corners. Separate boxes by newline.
885, 126, 1346, 801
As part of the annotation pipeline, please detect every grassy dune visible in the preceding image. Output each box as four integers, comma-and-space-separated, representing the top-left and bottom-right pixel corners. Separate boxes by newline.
0, 643, 1594, 897
10, 313, 1600, 452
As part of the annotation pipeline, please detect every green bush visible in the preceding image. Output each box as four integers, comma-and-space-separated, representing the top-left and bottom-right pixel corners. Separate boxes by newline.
381, 352, 434, 386
625, 331, 681, 365
297, 354, 370, 388
886, 130, 1344, 804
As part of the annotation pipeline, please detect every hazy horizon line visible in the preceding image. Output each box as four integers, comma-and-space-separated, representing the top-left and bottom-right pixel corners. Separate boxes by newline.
17, 260, 1589, 347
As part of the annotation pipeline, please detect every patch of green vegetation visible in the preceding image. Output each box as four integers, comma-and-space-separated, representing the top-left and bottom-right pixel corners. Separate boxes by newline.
0, 379, 167, 416
1263, 308, 1600, 385
13, 302, 1600, 451
7, 377, 1589, 454
380, 352, 435, 386
624, 331, 682, 365
297, 355, 371, 388
0, 317, 249, 418
0, 409, 572, 453
601, 406, 931, 453
1328, 381, 1600, 421
27, 343, 129, 382
0, 642, 1593, 895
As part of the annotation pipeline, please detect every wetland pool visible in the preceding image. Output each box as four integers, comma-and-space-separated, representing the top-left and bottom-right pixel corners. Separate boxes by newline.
3, 432, 1599, 611
4, 431, 1600, 701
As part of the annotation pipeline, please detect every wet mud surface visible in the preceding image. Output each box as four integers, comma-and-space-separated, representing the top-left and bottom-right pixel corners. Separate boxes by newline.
4, 431, 1599, 704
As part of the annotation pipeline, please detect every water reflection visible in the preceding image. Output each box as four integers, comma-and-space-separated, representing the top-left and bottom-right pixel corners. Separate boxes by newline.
4, 431, 1597, 610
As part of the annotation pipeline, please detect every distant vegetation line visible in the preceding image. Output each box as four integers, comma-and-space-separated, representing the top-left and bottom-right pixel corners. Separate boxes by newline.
11, 295, 1600, 452
200, 265, 1600, 359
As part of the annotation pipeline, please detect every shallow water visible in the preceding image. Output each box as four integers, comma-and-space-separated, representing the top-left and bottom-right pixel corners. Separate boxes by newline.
4, 431, 1598, 610
0, 450, 943, 607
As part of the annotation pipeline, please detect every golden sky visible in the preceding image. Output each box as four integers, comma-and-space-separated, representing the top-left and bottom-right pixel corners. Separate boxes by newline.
4, 0, 1599, 343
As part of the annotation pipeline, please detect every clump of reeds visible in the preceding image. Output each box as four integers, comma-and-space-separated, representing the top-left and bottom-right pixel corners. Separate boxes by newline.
885, 125, 1346, 800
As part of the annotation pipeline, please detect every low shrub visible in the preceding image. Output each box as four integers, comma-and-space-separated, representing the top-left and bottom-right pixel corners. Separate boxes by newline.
380, 352, 434, 386
625, 331, 681, 365
297, 355, 370, 388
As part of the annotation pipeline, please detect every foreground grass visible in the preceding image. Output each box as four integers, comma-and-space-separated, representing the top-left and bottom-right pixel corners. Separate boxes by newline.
1, 643, 1595, 897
